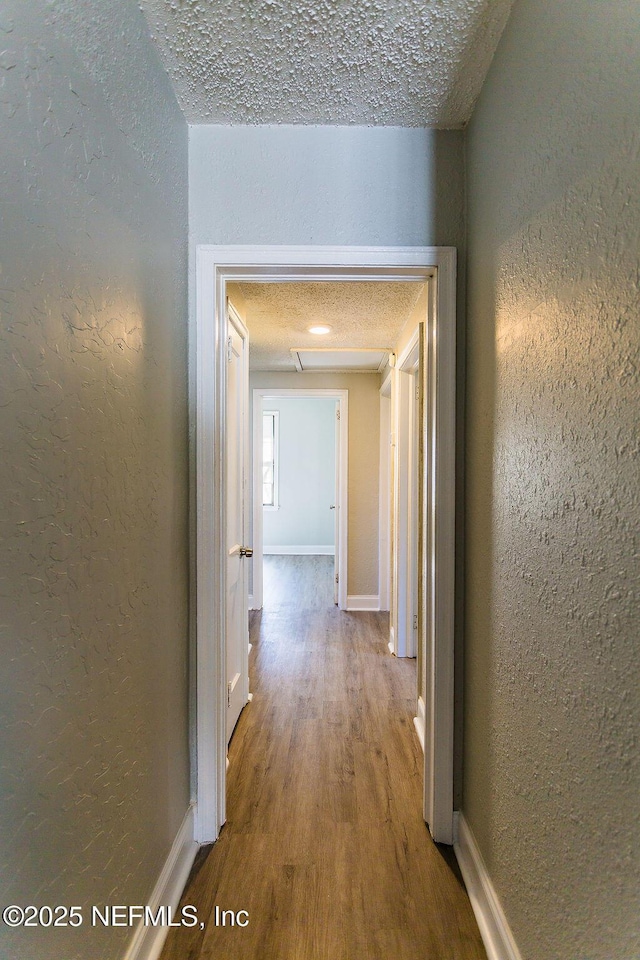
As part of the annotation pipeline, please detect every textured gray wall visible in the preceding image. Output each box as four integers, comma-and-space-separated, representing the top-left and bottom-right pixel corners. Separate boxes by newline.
464, 1, 640, 958
0, 3, 189, 958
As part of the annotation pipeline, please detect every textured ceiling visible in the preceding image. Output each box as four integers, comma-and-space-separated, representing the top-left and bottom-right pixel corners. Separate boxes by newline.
140, 0, 514, 126
230, 281, 425, 371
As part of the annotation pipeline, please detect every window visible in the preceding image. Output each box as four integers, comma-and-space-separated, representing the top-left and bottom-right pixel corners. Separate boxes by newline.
262, 411, 279, 509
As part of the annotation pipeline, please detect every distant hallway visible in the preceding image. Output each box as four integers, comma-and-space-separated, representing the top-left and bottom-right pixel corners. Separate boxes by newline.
161, 556, 485, 960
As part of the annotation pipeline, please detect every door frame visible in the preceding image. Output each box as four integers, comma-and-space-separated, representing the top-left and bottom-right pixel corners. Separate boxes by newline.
251, 388, 348, 611
390, 328, 421, 659
378, 374, 392, 613
194, 245, 456, 844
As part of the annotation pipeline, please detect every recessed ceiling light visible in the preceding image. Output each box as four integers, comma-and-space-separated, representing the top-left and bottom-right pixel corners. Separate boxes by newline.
308, 324, 332, 335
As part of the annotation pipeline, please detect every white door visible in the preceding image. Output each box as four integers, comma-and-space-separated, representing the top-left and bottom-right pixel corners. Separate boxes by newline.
226, 304, 250, 745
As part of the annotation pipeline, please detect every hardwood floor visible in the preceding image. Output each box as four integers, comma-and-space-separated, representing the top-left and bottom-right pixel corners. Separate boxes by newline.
160, 556, 486, 960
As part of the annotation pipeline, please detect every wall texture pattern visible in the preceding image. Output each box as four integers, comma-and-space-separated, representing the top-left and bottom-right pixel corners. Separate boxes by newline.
189, 124, 465, 250
0, 3, 189, 958
464, 1, 639, 958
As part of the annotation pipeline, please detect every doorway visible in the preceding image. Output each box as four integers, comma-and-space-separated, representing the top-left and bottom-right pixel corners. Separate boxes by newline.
194, 245, 456, 845
251, 389, 349, 613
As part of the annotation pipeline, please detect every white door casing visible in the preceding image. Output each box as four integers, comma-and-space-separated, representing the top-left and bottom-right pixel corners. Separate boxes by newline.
333, 401, 340, 605
410, 370, 419, 659
194, 246, 456, 845
420, 276, 456, 843
378, 377, 392, 614
391, 328, 420, 659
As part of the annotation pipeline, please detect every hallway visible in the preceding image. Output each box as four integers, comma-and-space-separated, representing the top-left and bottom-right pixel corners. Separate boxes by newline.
161, 557, 486, 960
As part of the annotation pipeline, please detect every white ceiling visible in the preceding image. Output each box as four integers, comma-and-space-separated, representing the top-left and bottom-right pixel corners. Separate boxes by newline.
230, 281, 425, 372
140, 0, 513, 127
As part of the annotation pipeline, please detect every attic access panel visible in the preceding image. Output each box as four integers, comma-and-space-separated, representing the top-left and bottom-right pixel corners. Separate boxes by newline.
291, 348, 390, 373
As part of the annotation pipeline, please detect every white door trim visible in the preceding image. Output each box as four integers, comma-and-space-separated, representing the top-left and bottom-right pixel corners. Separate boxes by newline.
397, 325, 421, 371
421, 268, 456, 843
193, 245, 455, 845
391, 329, 421, 659
378, 381, 391, 612
252, 388, 348, 612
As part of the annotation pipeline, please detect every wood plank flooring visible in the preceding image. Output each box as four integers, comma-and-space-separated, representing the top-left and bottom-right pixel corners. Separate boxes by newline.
160, 556, 486, 960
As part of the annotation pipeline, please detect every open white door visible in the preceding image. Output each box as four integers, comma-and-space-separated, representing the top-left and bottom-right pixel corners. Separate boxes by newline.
226, 302, 250, 745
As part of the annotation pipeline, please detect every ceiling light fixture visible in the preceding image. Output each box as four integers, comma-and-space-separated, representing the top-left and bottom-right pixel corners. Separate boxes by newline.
308, 324, 332, 335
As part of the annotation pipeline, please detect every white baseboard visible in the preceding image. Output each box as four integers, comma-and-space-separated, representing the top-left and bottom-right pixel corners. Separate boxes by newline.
346, 595, 380, 611
122, 804, 199, 960
263, 545, 335, 555
454, 813, 523, 960
413, 695, 425, 752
